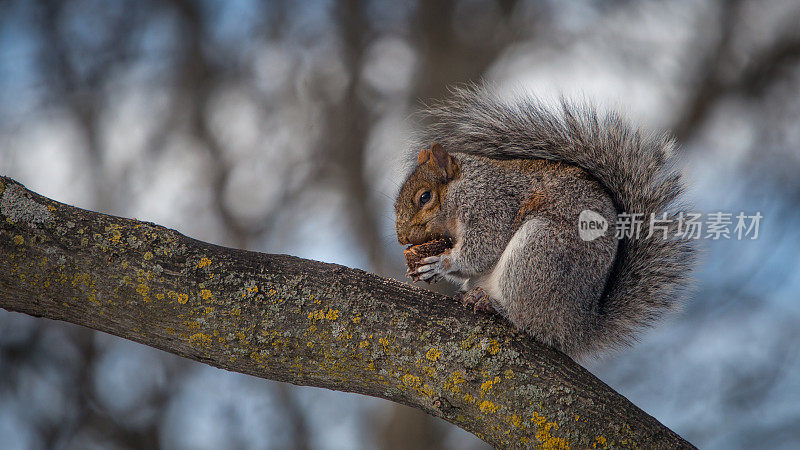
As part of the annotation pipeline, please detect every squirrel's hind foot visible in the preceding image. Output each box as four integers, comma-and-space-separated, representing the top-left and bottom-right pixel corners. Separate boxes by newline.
456, 287, 496, 314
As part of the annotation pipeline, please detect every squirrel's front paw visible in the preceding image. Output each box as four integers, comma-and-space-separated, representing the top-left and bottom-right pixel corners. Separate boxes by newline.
409, 252, 452, 283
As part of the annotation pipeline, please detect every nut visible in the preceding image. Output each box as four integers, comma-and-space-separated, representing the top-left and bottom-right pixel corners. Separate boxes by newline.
403, 237, 453, 271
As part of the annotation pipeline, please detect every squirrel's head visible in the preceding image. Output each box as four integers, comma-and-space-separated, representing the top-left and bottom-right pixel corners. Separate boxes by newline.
395, 143, 460, 246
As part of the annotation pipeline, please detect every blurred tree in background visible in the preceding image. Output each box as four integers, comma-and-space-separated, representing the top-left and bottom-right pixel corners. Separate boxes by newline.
1, 0, 800, 448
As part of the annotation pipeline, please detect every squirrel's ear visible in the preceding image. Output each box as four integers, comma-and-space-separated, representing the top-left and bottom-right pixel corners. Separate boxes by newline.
417, 148, 432, 165
429, 143, 459, 180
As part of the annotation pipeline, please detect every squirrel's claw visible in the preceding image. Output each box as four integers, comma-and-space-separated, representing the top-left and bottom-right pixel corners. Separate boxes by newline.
459, 287, 496, 314
415, 264, 439, 282
411, 254, 447, 283
419, 255, 441, 265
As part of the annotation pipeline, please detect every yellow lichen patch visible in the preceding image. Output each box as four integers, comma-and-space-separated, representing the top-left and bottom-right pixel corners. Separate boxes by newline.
249, 350, 268, 365
593, 436, 607, 448
479, 401, 498, 414
196, 257, 212, 268
88, 290, 101, 306
143, 251, 153, 260
425, 348, 441, 362
12, 235, 24, 245
177, 293, 189, 304
531, 412, 570, 450
204, 306, 214, 314
480, 376, 502, 396
402, 374, 422, 388
447, 371, 466, 394
242, 284, 259, 298
486, 339, 500, 355
138, 269, 154, 281
104, 224, 123, 244
200, 289, 213, 300
464, 393, 475, 404
461, 335, 477, 351
504, 369, 515, 379
421, 384, 435, 398
352, 315, 361, 324
189, 333, 212, 347
359, 340, 370, 348
510, 414, 523, 428
307, 308, 340, 321
137, 283, 149, 297
155, 293, 165, 300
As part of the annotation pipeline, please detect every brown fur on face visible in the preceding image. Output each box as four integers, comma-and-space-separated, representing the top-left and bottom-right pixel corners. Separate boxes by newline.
395, 144, 460, 246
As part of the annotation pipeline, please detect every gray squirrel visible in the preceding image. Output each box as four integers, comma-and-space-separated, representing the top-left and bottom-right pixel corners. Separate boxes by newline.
395, 86, 695, 358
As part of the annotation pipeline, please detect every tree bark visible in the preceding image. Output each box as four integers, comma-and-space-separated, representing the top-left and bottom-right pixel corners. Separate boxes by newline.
0, 176, 694, 449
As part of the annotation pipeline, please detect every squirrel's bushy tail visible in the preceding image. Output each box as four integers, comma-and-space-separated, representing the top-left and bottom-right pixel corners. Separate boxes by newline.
420, 85, 696, 354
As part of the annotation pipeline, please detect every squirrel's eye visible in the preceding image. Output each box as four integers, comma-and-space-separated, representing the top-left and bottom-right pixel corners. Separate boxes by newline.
419, 190, 432, 206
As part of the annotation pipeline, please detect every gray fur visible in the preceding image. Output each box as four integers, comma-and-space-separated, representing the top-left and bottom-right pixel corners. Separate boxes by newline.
412, 85, 696, 358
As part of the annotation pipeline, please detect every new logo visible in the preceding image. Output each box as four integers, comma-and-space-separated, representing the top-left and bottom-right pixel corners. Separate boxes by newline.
578, 210, 608, 241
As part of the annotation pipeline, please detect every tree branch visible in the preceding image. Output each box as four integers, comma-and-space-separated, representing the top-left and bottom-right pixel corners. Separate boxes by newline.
673, 0, 800, 144
0, 176, 693, 449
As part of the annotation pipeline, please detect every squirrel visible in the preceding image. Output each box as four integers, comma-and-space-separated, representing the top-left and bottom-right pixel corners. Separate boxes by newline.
394, 86, 695, 358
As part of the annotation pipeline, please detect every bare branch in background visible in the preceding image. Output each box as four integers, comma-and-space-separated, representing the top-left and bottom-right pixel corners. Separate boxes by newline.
674, 0, 800, 144
411, 0, 523, 103
309, 0, 390, 273
164, 0, 308, 252
37, 0, 140, 211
